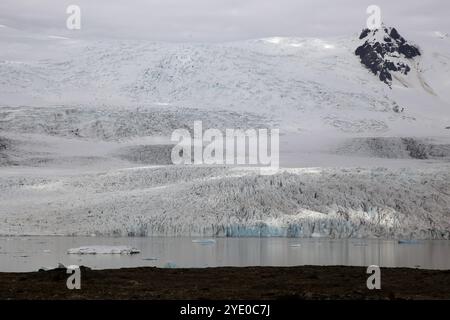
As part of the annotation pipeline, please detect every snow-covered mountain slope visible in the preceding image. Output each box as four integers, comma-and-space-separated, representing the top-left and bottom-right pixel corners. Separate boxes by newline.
1, 25, 450, 238
1, 24, 450, 137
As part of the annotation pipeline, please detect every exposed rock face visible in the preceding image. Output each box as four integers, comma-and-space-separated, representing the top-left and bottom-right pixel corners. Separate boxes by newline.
355, 26, 421, 86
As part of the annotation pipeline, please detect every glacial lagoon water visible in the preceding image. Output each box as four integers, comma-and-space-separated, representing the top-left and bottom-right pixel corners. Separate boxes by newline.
0, 236, 449, 272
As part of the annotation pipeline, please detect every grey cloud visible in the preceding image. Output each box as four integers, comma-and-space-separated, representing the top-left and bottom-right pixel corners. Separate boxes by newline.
0, 0, 448, 41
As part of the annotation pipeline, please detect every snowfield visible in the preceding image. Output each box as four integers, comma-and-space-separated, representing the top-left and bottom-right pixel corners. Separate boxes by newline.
0, 25, 449, 238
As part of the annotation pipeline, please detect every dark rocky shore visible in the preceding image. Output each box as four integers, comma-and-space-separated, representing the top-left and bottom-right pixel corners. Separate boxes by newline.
0, 266, 449, 300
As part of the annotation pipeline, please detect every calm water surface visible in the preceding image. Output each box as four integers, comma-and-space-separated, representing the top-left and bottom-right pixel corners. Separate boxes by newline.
0, 237, 449, 272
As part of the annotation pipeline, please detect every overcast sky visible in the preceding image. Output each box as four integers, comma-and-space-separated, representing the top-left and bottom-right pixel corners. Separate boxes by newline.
0, 0, 448, 41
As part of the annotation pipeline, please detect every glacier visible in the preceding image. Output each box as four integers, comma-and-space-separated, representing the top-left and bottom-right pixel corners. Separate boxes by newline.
1, 165, 449, 239
0, 25, 450, 239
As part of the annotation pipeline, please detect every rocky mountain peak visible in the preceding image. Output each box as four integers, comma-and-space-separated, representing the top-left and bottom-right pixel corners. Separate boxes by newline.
355, 25, 421, 86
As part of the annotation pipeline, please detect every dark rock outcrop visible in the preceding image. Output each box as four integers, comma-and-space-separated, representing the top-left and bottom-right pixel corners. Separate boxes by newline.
355, 26, 420, 86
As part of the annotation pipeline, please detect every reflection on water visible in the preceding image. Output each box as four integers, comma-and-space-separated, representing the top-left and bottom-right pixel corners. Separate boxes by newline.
0, 237, 449, 272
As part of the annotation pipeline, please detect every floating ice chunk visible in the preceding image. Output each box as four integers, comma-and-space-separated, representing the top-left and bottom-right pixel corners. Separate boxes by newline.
67, 245, 140, 255
164, 261, 177, 268
142, 257, 158, 261
289, 243, 302, 248
397, 240, 420, 245
192, 239, 216, 245
47, 35, 70, 40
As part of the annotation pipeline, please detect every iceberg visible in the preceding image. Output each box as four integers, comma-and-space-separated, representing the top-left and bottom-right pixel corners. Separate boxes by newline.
67, 245, 140, 255
163, 261, 177, 268
397, 240, 420, 245
192, 239, 216, 245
